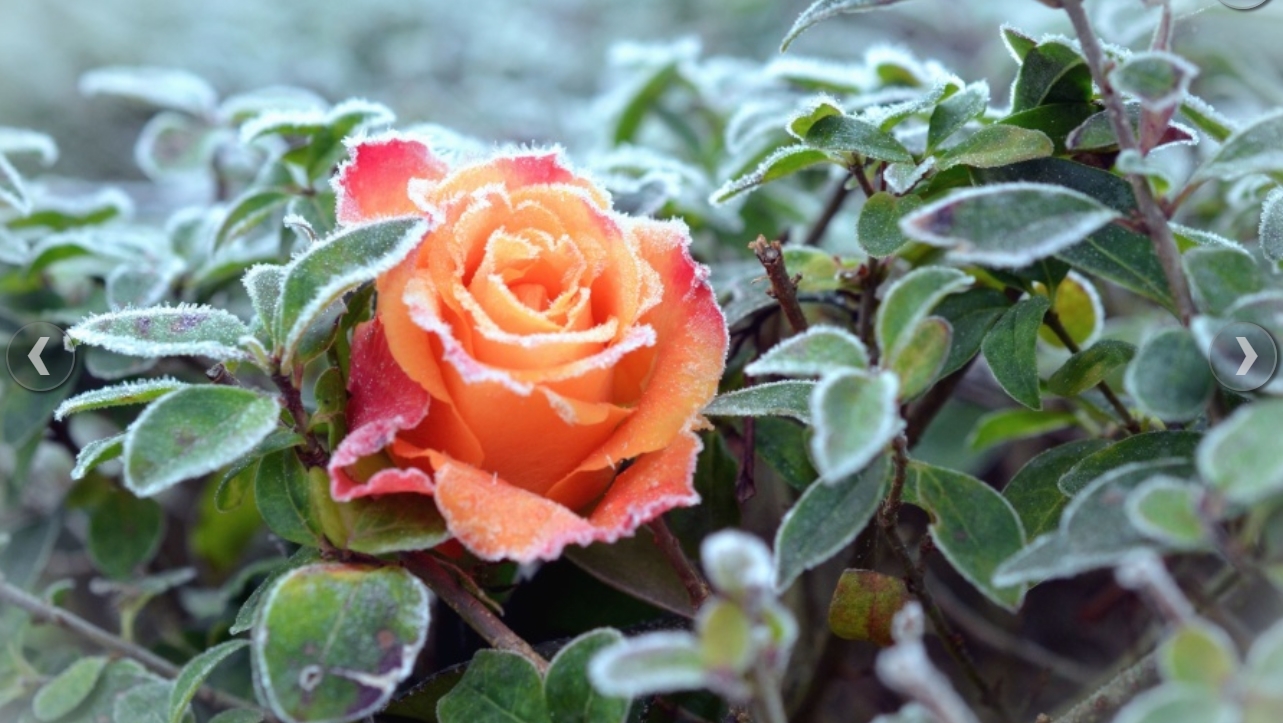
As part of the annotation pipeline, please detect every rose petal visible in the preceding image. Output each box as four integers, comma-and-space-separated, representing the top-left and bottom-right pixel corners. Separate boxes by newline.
585, 430, 702, 538
334, 134, 447, 225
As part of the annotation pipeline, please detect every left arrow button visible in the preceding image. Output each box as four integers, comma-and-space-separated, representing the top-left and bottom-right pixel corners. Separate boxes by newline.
5, 322, 76, 392
28, 336, 50, 376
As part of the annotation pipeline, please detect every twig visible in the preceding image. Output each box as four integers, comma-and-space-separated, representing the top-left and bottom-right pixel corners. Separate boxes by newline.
749, 236, 809, 334
858, 257, 883, 365
878, 439, 1008, 721
1061, 0, 1196, 324
270, 368, 328, 469
1051, 651, 1159, 723
0, 573, 278, 721
1043, 310, 1141, 434
402, 553, 550, 674
802, 177, 854, 247
735, 416, 758, 504
648, 518, 712, 609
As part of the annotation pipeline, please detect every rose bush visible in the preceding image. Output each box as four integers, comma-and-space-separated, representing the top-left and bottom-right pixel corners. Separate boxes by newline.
325, 134, 728, 563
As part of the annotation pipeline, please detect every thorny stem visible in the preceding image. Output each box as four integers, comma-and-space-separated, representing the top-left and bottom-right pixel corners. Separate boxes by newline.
879, 438, 1009, 722
1061, 0, 1196, 324
1042, 310, 1142, 434
648, 517, 713, 610
749, 236, 809, 335
802, 177, 854, 247
0, 573, 279, 721
403, 553, 550, 674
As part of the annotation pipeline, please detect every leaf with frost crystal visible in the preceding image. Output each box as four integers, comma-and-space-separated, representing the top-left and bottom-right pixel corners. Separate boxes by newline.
775, 456, 889, 591
883, 158, 934, 196
935, 126, 1053, 171
0, 126, 58, 164
1111, 52, 1198, 112
703, 529, 774, 601
927, 81, 988, 151
875, 266, 972, 363
243, 263, 285, 343
1195, 109, 1283, 182
1059, 431, 1201, 496
786, 95, 845, 140
277, 217, 429, 367
436, 650, 549, 723
711, 146, 831, 204
55, 377, 189, 421
900, 183, 1120, 268
804, 115, 913, 164
1047, 340, 1136, 398
885, 317, 951, 400
811, 370, 903, 484
858, 192, 924, 258
0, 155, 31, 215
780, 0, 917, 51
1124, 328, 1213, 423
967, 408, 1078, 453
745, 326, 868, 378
1182, 246, 1263, 316
982, 295, 1050, 410
32, 656, 110, 721
1112, 684, 1237, 723
168, 640, 249, 723
1259, 188, 1283, 263
216, 189, 292, 246
123, 386, 279, 497
80, 66, 217, 117
545, 630, 631, 723
66, 305, 252, 362
1126, 477, 1207, 550
1198, 398, 1283, 505
1003, 439, 1109, 540
588, 631, 707, 698
238, 99, 395, 144
703, 381, 815, 424
71, 434, 125, 480
1011, 41, 1092, 113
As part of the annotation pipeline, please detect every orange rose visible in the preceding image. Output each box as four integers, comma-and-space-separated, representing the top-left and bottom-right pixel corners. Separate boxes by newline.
326, 134, 728, 563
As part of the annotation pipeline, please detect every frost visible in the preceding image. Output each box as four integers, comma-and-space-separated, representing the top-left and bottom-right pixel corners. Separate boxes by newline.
810, 370, 903, 484
1260, 188, 1283, 263
0, 127, 58, 165
588, 631, 707, 698
701, 529, 774, 602
1195, 109, 1283, 182
0, 155, 31, 215
239, 98, 395, 145
781, 0, 920, 52
703, 380, 816, 424
785, 94, 845, 140
746, 325, 869, 378
709, 144, 830, 205
884, 157, 935, 195
80, 66, 218, 118
71, 435, 125, 481
876, 603, 980, 723
764, 55, 871, 94
66, 304, 252, 362
1111, 51, 1198, 112
55, 377, 189, 421
216, 85, 327, 123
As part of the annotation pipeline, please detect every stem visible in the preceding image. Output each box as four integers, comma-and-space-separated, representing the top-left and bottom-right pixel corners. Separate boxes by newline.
403, 553, 550, 674
1052, 651, 1159, 723
802, 178, 854, 247
270, 368, 328, 469
749, 236, 809, 335
1043, 309, 1141, 434
0, 574, 278, 721
879, 439, 1008, 721
648, 518, 712, 609
1061, 0, 1196, 324
903, 357, 976, 448
858, 257, 882, 365
751, 663, 788, 723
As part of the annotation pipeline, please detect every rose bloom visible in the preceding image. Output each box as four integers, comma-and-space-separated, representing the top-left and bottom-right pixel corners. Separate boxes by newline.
326, 134, 728, 563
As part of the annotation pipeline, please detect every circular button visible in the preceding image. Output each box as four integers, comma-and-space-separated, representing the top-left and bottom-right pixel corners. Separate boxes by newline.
1208, 321, 1278, 392
1218, 0, 1270, 9
5, 322, 76, 392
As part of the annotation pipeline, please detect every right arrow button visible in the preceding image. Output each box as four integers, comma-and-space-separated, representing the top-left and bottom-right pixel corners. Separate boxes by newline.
1237, 336, 1258, 376
1210, 322, 1277, 392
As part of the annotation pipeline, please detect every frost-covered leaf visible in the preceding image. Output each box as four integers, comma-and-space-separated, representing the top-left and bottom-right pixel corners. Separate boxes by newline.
253, 564, 430, 723
330, 494, 451, 556
886, 317, 951, 400
243, 263, 285, 344
786, 95, 844, 140
780, 0, 917, 51
32, 656, 110, 722
1183, 246, 1264, 317
703, 381, 815, 424
901, 183, 1120, 268
1159, 619, 1238, 689
1261, 188, 1283, 263
255, 449, 325, 546
80, 66, 218, 117
1059, 431, 1201, 496
135, 111, 225, 179
967, 408, 1078, 453
828, 569, 909, 647
936, 126, 1053, 171
55, 377, 189, 421
876, 266, 972, 363
711, 146, 831, 204
107, 257, 184, 310
1036, 271, 1102, 350
1126, 477, 1207, 550
1011, 40, 1091, 113
88, 488, 164, 579
811, 370, 903, 484
66, 305, 251, 362
1125, 328, 1213, 423
544, 630, 631, 723
1047, 340, 1135, 398
436, 651, 549, 723
72, 434, 126, 480
168, 640, 249, 723
239, 99, 395, 144
0, 155, 31, 215
13, 187, 134, 232
114, 681, 175, 723
1112, 684, 1238, 723
903, 461, 1026, 610
217, 189, 292, 246
1198, 398, 1283, 505
774, 456, 889, 591
982, 295, 1050, 410
566, 534, 696, 619
123, 386, 279, 497
703, 530, 773, 603
1112, 52, 1198, 112
277, 217, 429, 366
933, 288, 1012, 377
927, 81, 988, 151
0, 126, 58, 165
858, 192, 923, 258
588, 632, 706, 699
745, 325, 868, 378
1195, 109, 1283, 182
883, 158, 935, 195
804, 114, 913, 163
1003, 439, 1109, 539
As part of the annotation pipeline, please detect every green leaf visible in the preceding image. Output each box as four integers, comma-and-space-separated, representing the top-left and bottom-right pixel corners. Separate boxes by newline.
1112, 52, 1197, 112
66, 304, 252, 362
858, 192, 924, 258
786, 96, 844, 139
254, 448, 324, 546
277, 217, 428, 367
902, 183, 1120, 268
875, 266, 972, 362
982, 295, 1051, 410
32, 656, 110, 722
804, 115, 914, 163
213, 429, 305, 512
80, 66, 217, 116
828, 569, 909, 646
1036, 271, 1102, 350
231, 548, 321, 636
696, 599, 755, 672
330, 494, 451, 556
703, 381, 815, 424
253, 563, 431, 723
566, 534, 696, 619
207, 711, 265, 723
0, 155, 32, 215
1124, 328, 1213, 423
1011, 41, 1092, 113
1059, 431, 1201, 496
811, 370, 903, 484
168, 640, 249, 723
1000, 103, 1099, 154
1182, 246, 1264, 316
1260, 188, 1283, 263
936, 125, 1053, 171
72, 434, 126, 481
927, 81, 989, 151
88, 488, 165, 579
1003, 439, 1110, 539
1047, 340, 1136, 397
112, 680, 171, 723
903, 461, 1027, 610
1194, 108, 1283, 182
55, 377, 189, 421
1197, 398, 1283, 505
437, 650, 551, 723
774, 456, 889, 591
885, 317, 951, 400
546, 630, 631, 723
711, 146, 831, 204
780, 0, 916, 51
933, 288, 1012, 377
744, 325, 868, 378
1126, 477, 1207, 550
123, 386, 279, 497
217, 189, 291, 246
1112, 684, 1238, 723
967, 408, 1078, 453
1159, 619, 1238, 688
586, 632, 706, 699
756, 418, 817, 491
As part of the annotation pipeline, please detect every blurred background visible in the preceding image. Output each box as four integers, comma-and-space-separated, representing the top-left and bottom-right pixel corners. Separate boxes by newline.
4, 0, 1282, 182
